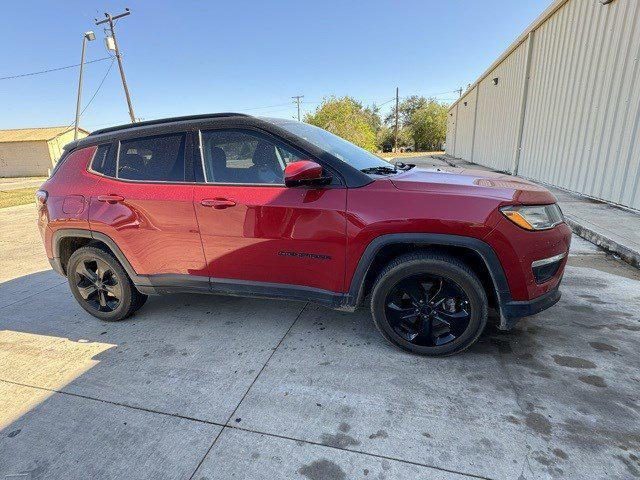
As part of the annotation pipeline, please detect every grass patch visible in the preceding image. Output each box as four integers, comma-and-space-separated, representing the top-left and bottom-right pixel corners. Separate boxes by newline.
0, 187, 39, 209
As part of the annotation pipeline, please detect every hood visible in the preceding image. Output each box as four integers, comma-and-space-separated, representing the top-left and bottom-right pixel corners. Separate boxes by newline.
389, 167, 557, 205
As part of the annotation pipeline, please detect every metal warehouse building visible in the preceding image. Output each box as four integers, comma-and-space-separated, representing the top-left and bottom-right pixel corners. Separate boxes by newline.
446, 0, 640, 210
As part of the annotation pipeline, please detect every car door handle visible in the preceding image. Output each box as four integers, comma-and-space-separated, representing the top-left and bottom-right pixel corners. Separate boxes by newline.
201, 198, 236, 209
97, 194, 125, 204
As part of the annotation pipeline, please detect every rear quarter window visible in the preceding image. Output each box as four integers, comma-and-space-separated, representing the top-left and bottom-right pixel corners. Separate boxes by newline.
90, 144, 116, 177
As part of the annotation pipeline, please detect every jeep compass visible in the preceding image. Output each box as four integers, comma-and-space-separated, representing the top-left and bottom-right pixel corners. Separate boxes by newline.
37, 113, 571, 356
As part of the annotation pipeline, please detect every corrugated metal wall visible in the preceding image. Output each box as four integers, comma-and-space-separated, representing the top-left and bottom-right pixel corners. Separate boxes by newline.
447, 0, 640, 210
445, 106, 457, 154
452, 87, 478, 159
473, 41, 529, 172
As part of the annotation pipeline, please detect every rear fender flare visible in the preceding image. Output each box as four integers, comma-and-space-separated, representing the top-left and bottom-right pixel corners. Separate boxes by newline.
51, 228, 149, 285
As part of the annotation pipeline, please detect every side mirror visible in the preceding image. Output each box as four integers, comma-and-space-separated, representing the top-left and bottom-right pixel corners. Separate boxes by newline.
284, 160, 331, 188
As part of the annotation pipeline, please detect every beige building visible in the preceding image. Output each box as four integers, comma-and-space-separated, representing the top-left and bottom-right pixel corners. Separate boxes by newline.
0, 126, 89, 177
446, 0, 640, 211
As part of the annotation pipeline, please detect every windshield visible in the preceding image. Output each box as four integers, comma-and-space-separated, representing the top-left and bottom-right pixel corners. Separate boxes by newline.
265, 118, 393, 172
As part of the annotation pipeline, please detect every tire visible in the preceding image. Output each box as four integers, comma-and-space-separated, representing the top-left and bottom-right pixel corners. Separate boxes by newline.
132, 292, 148, 313
67, 246, 143, 322
370, 252, 488, 356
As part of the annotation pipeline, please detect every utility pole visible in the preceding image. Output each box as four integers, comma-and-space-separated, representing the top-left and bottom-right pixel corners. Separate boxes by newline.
74, 31, 95, 140
292, 95, 304, 121
394, 87, 399, 153
456, 87, 463, 98
96, 8, 136, 123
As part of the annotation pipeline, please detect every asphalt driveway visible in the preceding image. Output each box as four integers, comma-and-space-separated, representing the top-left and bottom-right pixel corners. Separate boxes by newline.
1, 202, 639, 479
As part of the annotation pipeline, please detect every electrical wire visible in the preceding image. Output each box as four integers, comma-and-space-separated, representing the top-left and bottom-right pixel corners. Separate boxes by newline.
238, 102, 294, 112
0, 56, 113, 81
62, 57, 116, 131
79, 58, 115, 117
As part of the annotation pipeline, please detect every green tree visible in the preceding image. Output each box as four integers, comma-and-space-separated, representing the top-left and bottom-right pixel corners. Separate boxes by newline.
384, 96, 448, 151
384, 95, 429, 126
304, 96, 378, 152
408, 100, 448, 151
376, 125, 411, 152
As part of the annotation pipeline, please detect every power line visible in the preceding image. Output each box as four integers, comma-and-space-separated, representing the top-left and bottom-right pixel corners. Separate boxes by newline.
375, 97, 397, 107
79, 58, 116, 118
0, 57, 112, 81
239, 102, 293, 112
63, 58, 116, 132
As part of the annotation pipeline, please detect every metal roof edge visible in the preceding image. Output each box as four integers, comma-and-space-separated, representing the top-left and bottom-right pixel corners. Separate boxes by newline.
47, 127, 89, 141
448, 0, 570, 112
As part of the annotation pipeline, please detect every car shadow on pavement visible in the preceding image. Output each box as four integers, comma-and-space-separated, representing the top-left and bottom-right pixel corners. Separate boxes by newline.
0, 270, 66, 309
1, 265, 640, 479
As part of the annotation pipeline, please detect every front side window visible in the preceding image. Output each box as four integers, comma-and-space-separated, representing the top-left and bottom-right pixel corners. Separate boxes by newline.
200, 130, 303, 185
118, 134, 185, 181
265, 118, 393, 174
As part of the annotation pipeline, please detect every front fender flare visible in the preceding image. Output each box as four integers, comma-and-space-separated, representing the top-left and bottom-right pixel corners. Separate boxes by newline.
344, 233, 513, 327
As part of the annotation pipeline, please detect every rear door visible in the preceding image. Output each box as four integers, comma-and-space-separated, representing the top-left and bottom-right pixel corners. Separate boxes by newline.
89, 132, 207, 282
193, 128, 347, 293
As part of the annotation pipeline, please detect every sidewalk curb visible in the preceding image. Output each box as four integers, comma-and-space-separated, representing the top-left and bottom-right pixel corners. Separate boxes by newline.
563, 216, 640, 269
433, 154, 640, 269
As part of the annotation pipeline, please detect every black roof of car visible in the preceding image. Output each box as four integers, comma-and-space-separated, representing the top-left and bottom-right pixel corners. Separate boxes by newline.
71, 113, 373, 188
90, 113, 249, 136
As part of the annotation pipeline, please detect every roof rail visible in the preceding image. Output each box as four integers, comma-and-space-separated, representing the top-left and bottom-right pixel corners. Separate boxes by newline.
90, 113, 250, 136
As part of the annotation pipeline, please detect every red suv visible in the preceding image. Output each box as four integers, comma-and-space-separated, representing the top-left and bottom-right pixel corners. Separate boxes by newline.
37, 113, 571, 356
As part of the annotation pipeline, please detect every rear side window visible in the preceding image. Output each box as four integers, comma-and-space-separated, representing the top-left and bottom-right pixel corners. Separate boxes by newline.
117, 134, 186, 182
91, 144, 115, 177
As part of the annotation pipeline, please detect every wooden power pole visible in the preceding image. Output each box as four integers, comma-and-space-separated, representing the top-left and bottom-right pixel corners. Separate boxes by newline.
292, 95, 304, 121
394, 87, 399, 153
96, 9, 136, 123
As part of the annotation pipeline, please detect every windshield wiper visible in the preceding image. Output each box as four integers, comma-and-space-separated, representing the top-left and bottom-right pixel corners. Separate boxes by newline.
360, 166, 398, 175
394, 161, 415, 171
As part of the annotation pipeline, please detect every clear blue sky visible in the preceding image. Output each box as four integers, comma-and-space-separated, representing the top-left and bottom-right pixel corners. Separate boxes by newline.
0, 0, 550, 130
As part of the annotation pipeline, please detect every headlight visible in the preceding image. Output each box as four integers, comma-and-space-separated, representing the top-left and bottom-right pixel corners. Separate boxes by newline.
501, 204, 564, 231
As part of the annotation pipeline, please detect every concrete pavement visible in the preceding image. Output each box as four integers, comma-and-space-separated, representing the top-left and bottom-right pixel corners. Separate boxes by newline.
1, 203, 639, 479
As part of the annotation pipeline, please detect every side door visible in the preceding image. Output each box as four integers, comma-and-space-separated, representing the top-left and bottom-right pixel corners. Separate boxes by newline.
89, 132, 207, 284
193, 128, 347, 293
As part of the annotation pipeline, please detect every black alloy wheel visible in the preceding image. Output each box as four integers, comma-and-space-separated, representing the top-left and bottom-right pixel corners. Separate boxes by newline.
67, 246, 146, 322
384, 274, 471, 347
74, 258, 123, 313
370, 252, 488, 356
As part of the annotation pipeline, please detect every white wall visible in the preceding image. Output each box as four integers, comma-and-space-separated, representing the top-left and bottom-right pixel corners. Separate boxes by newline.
0, 141, 52, 177
445, 106, 457, 155
446, 0, 640, 210
453, 87, 477, 160
519, 0, 640, 210
473, 41, 529, 173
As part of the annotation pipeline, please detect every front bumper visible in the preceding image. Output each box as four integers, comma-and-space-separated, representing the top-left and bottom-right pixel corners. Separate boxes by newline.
499, 285, 562, 330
